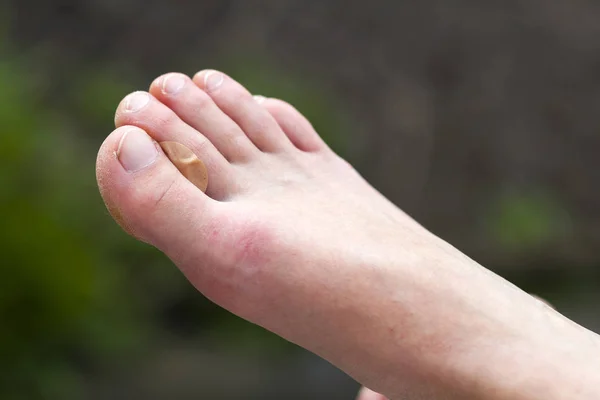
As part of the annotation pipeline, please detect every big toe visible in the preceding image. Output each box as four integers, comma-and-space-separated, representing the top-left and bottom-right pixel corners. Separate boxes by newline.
96, 126, 217, 255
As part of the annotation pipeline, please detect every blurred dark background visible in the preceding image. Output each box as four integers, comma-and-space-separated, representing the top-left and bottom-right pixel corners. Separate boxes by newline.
2, 1, 600, 399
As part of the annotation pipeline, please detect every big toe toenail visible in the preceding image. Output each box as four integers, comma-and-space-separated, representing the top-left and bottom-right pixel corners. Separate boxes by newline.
117, 129, 158, 172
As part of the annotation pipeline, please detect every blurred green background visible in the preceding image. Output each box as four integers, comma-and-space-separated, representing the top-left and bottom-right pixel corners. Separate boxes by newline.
1, 1, 599, 399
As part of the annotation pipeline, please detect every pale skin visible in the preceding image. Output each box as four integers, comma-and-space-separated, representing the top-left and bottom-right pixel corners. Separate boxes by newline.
96, 70, 600, 399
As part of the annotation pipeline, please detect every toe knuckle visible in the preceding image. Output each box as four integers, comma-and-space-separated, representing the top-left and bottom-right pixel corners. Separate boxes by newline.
193, 136, 213, 154
152, 109, 179, 129
192, 91, 213, 110
235, 89, 252, 103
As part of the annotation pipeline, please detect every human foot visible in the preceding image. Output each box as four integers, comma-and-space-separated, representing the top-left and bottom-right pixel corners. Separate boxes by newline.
97, 71, 600, 399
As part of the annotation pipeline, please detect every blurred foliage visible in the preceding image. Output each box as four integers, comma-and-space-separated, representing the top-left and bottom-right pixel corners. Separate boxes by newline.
71, 66, 136, 128
0, 44, 146, 399
488, 189, 571, 252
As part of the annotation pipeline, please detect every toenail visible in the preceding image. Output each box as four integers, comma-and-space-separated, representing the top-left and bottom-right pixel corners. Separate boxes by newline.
123, 92, 150, 112
161, 74, 186, 95
204, 71, 224, 92
117, 129, 158, 172
253, 95, 266, 104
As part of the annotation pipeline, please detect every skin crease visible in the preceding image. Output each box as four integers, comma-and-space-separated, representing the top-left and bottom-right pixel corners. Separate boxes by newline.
96, 70, 600, 400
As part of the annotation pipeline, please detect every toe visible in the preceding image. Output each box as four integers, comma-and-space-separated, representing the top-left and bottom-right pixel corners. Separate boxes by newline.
115, 91, 237, 199
96, 126, 217, 254
192, 70, 293, 153
356, 387, 388, 400
256, 97, 328, 152
149, 73, 258, 163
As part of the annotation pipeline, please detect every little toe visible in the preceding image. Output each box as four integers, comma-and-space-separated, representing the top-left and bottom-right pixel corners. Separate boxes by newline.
193, 70, 293, 153
115, 91, 238, 199
149, 73, 258, 163
257, 97, 328, 152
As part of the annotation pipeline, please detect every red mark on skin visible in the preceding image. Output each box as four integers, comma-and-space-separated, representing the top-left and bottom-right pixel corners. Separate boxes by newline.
197, 219, 277, 316
231, 223, 274, 269
203, 217, 275, 274
184, 219, 275, 309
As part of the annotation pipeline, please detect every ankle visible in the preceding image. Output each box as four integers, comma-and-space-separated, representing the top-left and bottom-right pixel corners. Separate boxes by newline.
307, 254, 600, 400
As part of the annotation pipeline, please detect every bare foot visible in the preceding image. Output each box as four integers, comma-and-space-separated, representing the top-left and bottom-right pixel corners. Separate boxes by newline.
96, 70, 600, 399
